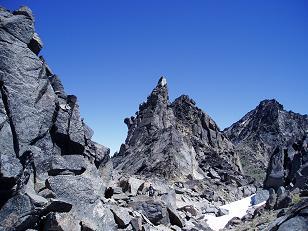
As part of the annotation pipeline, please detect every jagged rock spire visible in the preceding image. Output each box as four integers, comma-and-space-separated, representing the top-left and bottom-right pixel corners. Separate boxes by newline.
146, 76, 169, 107
113, 77, 245, 185
158, 76, 167, 87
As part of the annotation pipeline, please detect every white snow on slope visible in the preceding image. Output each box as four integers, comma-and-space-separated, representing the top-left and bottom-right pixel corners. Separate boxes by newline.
204, 194, 266, 231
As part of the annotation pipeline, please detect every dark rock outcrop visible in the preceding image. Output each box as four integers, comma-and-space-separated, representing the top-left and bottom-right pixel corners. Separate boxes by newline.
267, 199, 308, 231
224, 99, 308, 184
264, 134, 308, 190
0, 6, 111, 230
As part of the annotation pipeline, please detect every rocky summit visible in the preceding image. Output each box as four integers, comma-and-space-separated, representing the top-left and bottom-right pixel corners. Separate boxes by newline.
113, 77, 242, 178
112, 77, 256, 202
224, 99, 308, 184
1, 6, 308, 231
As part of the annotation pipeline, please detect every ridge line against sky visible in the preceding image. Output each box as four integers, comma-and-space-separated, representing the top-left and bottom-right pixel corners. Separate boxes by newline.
2, 0, 308, 154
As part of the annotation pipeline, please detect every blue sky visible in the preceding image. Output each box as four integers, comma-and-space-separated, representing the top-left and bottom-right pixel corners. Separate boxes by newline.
2, 0, 308, 153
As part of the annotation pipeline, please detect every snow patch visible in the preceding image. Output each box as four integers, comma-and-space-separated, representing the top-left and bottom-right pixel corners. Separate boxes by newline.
204, 194, 266, 231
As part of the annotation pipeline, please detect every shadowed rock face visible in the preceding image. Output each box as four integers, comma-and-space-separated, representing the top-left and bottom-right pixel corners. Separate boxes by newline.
264, 133, 308, 190
267, 199, 308, 231
113, 77, 244, 182
0, 6, 111, 230
224, 99, 308, 183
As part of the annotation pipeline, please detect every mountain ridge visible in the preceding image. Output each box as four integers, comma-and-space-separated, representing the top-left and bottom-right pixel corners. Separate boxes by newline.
224, 98, 308, 183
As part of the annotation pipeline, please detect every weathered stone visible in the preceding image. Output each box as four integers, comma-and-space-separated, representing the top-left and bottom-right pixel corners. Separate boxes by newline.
129, 199, 169, 226
113, 186, 124, 194
99, 159, 113, 184
0, 6, 115, 231
218, 208, 229, 216
277, 216, 308, 231
225, 217, 242, 228
44, 199, 73, 213
48, 155, 87, 176
224, 99, 308, 185
38, 188, 55, 199
130, 217, 142, 231
275, 190, 292, 209
2, 5, 308, 231
253, 189, 270, 205
110, 206, 132, 228
208, 168, 220, 179
0, 194, 36, 230
268, 199, 308, 230
167, 207, 184, 228
179, 205, 198, 216
129, 177, 145, 196
27, 33, 43, 55
25, 183, 48, 207
266, 188, 277, 210
264, 147, 285, 190
112, 193, 130, 201
46, 175, 101, 206
202, 205, 219, 215
43, 212, 80, 231
92, 202, 117, 231
295, 163, 308, 189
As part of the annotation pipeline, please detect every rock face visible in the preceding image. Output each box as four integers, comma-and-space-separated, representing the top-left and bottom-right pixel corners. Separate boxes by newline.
0, 6, 112, 230
224, 99, 308, 184
264, 134, 308, 190
267, 199, 308, 231
113, 77, 256, 203
113, 77, 241, 179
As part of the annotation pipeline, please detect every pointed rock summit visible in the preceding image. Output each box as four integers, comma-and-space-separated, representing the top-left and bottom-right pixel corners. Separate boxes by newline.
113, 78, 255, 202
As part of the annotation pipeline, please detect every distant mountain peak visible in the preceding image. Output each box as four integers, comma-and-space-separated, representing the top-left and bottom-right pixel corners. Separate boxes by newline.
224, 99, 308, 183
173, 95, 196, 106
258, 99, 283, 111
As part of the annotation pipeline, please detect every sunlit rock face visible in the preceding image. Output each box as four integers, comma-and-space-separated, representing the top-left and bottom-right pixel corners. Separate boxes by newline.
113, 77, 248, 188
0, 6, 111, 230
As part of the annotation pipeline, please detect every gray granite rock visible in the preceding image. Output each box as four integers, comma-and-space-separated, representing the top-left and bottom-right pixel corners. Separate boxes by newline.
129, 199, 169, 226
112, 77, 253, 203
0, 6, 113, 230
224, 99, 308, 184
268, 199, 308, 231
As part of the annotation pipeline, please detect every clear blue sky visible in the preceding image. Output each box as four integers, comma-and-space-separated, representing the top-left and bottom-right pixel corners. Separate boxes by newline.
2, 0, 308, 154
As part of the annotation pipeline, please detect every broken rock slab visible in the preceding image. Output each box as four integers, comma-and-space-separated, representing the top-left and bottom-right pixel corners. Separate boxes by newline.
110, 206, 132, 228
129, 199, 170, 226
